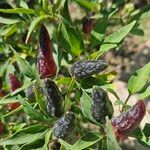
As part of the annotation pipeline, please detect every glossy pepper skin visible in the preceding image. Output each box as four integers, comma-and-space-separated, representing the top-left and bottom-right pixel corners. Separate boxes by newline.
82, 14, 94, 35
70, 60, 108, 78
111, 100, 146, 141
92, 88, 114, 124
37, 24, 57, 79
43, 79, 64, 118
53, 112, 75, 140
0, 122, 4, 134
8, 74, 22, 110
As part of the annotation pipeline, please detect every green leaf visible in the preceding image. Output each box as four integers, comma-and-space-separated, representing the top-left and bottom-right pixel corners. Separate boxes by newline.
131, 28, 144, 36
72, 132, 102, 150
19, 0, 29, 9
0, 8, 35, 14
10, 46, 34, 78
17, 95, 51, 123
61, 0, 72, 25
19, 139, 44, 150
4, 105, 22, 118
34, 86, 47, 115
61, 23, 84, 56
4, 25, 17, 37
80, 89, 96, 123
25, 15, 49, 43
0, 16, 20, 24
79, 77, 107, 89
56, 77, 72, 85
91, 43, 117, 58
59, 139, 72, 150
43, 130, 52, 150
138, 85, 150, 100
132, 124, 150, 147
104, 21, 136, 44
31, 64, 42, 86
74, 0, 96, 10
0, 25, 16, 36
13, 123, 26, 132
140, 134, 150, 147
60, 132, 101, 150
131, 127, 143, 139
0, 130, 47, 145
0, 96, 18, 104
21, 124, 47, 134
107, 88, 121, 101
90, 17, 108, 47
140, 10, 150, 19
105, 117, 122, 150
99, 43, 118, 53
42, 0, 48, 12
128, 62, 150, 94
143, 123, 150, 138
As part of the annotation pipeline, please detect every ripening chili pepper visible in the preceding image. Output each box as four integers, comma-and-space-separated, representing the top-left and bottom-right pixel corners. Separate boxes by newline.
0, 122, 4, 134
70, 60, 108, 78
111, 100, 146, 141
92, 87, 114, 124
9, 74, 22, 92
43, 79, 64, 118
82, 13, 94, 35
7, 74, 22, 110
7, 102, 21, 111
37, 24, 57, 79
53, 112, 75, 140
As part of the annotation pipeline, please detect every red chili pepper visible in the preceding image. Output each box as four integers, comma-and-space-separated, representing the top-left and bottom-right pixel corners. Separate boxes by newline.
111, 100, 146, 141
9, 74, 22, 92
37, 24, 57, 79
7, 74, 22, 110
0, 122, 4, 134
7, 102, 21, 111
82, 13, 94, 35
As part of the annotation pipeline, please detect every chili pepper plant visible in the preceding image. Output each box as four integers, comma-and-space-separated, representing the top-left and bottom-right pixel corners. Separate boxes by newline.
0, 0, 150, 150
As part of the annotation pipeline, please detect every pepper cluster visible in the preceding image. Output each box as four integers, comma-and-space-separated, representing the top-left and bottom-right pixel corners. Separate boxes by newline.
71, 58, 146, 141
92, 87, 145, 141
0, 22, 146, 145
36, 24, 75, 142
0, 24, 75, 141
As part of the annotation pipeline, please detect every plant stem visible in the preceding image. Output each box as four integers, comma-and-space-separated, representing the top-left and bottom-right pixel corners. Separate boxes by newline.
121, 93, 131, 112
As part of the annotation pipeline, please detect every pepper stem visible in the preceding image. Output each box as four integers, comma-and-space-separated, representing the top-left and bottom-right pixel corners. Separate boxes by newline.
121, 92, 131, 112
